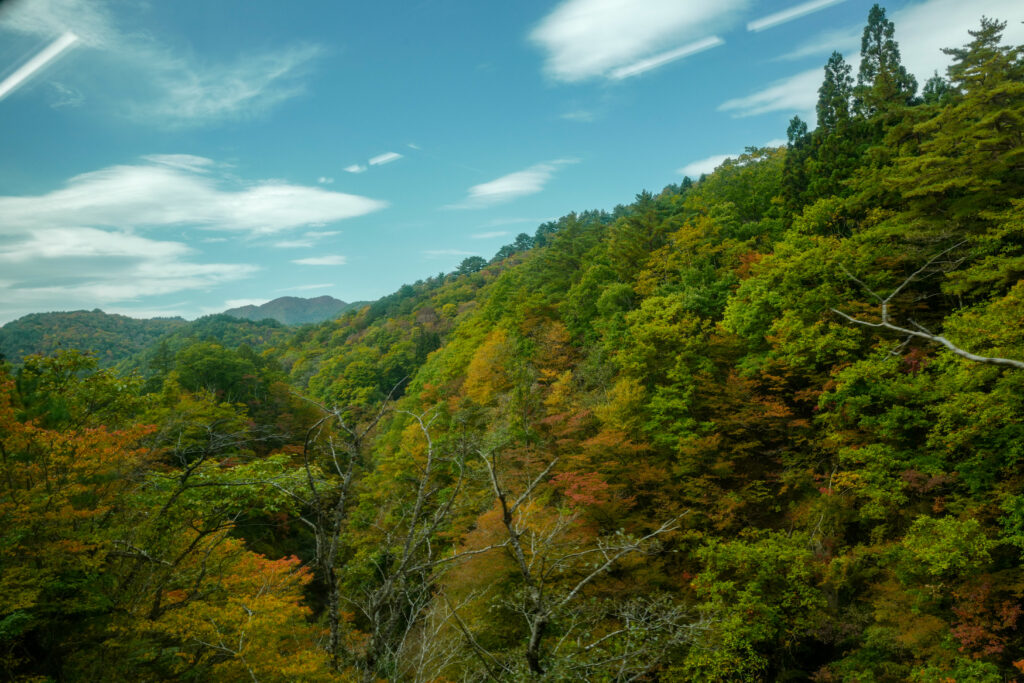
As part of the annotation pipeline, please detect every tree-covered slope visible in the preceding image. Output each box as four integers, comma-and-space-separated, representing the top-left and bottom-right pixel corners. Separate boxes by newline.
0, 309, 187, 366
265, 14, 1024, 679
2, 9, 1023, 682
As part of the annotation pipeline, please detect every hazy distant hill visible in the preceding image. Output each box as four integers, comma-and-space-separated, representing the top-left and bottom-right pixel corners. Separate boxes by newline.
0, 310, 187, 366
0, 310, 294, 370
0, 297, 360, 368
223, 295, 363, 325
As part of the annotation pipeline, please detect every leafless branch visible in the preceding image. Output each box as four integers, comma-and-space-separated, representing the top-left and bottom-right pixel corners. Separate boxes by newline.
833, 244, 1024, 370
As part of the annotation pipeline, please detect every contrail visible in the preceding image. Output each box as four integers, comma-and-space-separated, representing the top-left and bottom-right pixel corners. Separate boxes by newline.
0, 32, 79, 101
747, 0, 846, 32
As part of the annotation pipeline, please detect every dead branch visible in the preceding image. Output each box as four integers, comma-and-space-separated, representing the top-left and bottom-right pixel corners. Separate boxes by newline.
832, 245, 1024, 370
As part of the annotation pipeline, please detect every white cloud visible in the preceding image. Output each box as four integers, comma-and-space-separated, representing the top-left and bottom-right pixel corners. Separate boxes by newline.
0, 0, 116, 48
345, 164, 367, 174
449, 159, 576, 209
529, 0, 748, 82
368, 152, 403, 166
0, 227, 188, 263
678, 138, 790, 177
274, 239, 315, 248
781, 0, 1024, 71
138, 45, 322, 126
747, 0, 846, 32
47, 81, 84, 108
608, 36, 724, 80
775, 26, 858, 61
730, 0, 1024, 119
0, 0, 322, 126
272, 229, 341, 248
0, 156, 386, 236
292, 255, 347, 266
717, 67, 821, 118
471, 231, 510, 239
0, 155, 381, 321
678, 154, 733, 178
0, 227, 256, 322
318, 176, 334, 184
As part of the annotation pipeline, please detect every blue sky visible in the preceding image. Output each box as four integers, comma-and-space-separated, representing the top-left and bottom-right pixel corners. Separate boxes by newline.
0, 0, 1020, 323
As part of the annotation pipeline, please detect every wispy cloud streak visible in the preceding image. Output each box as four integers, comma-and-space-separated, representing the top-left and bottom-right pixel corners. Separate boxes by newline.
0, 156, 387, 235
530, 0, 748, 82
448, 159, 576, 209
369, 152, 403, 166
609, 36, 723, 80
0, 0, 321, 125
747, 0, 845, 32
292, 255, 347, 266
717, 67, 821, 118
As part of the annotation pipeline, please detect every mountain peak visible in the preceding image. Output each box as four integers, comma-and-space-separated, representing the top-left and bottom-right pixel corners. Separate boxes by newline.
223, 295, 359, 325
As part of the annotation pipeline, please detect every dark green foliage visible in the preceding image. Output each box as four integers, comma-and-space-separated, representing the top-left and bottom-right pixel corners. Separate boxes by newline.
922, 71, 952, 104
456, 256, 487, 274
120, 314, 289, 382
817, 51, 854, 131
0, 310, 185, 367
781, 115, 811, 216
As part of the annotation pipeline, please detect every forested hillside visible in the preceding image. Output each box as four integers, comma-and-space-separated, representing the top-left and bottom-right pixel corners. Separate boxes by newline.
0, 310, 186, 367
2, 9, 1023, 681
0, 309, 301, 370
116, 314, 291, 381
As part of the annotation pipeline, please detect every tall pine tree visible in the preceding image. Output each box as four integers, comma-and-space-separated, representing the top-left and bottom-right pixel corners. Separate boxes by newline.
817, 51, 853, 131
943, 16, 1024, 95
808, 52, 859, 200
854, 4, 917, 116
781, 116, 811, 217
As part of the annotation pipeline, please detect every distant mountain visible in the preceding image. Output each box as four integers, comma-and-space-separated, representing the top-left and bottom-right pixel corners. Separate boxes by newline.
223, 296, 363, 325
0, 310, 187, 366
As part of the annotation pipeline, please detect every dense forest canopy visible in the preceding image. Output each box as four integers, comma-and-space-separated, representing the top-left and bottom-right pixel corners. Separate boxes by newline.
0, 310, 188, 368
2, 7, 1024, 681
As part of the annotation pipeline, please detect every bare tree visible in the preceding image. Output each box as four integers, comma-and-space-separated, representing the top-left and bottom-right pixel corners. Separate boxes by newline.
265, 390, 399, 671
552, 597, 710, 681
350, 408, 468, 680
473, 445, 687, 677
832, 245, 1024, 370
399, 589, 484, 683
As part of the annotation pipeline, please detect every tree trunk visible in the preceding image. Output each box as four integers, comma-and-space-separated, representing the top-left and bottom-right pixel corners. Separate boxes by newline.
327, 561, 341, 670
526, 616, 548, 675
